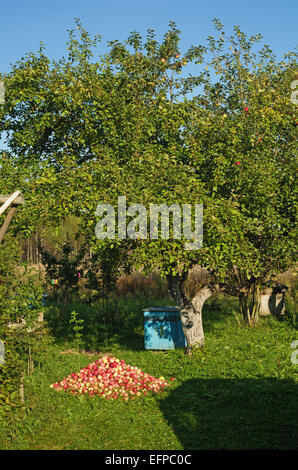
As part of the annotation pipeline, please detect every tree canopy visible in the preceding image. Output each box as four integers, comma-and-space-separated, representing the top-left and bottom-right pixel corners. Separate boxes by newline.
0, 19, 297, 348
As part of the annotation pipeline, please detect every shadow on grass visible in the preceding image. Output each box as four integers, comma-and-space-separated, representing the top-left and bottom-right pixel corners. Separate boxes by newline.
44, 294, 240, 353
202, 294, 239, 331
159, 377, 298, 450
44, 297, 178, 352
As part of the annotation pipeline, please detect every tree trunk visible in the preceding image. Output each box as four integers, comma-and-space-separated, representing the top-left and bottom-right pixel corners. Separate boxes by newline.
259, 283, 287, 316
239, 280, 261, 326
167, 273, 222, 353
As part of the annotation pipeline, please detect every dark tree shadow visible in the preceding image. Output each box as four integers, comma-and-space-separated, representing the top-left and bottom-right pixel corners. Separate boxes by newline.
159, 377, 298, 450
45, 295, 277, 353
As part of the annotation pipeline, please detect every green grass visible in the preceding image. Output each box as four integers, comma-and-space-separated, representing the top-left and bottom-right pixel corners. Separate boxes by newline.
1, 294, 297, 450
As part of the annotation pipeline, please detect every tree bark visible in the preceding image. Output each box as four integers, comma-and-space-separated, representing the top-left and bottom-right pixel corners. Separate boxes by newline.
181, 285, 223, 351
239, 280, 261, 326
167, 273, 222, 353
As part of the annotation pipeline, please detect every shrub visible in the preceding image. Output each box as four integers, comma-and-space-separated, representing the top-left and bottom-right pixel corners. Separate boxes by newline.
0, 237, 51, 422
39, 241, 85, 304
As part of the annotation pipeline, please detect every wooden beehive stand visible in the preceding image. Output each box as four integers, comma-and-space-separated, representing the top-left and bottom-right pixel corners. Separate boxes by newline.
0, 191, 26, 403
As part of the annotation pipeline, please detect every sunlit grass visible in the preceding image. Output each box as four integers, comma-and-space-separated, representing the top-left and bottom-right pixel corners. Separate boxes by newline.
1, 294, 297, 450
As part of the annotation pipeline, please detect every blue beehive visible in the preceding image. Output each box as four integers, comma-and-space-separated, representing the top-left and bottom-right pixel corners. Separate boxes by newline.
143, 306, 187, 350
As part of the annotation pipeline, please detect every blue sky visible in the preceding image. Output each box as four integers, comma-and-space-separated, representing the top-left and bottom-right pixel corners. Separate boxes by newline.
0, 0, 297, 74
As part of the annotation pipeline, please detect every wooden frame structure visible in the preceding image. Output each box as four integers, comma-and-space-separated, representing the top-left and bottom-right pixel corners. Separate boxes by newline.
0, 190, 25, 244
0, 191, 26, 401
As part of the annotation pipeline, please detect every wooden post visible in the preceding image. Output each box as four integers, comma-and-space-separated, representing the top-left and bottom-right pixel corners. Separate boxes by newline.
0, 191, 22, 216
0, 192, 25, 244
0, 206, 17, 243
0, 191, 25, 402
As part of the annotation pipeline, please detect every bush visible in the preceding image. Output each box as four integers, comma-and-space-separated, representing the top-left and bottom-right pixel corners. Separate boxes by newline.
0, 237, 52, 423
39, 241, 85, 304
284, 274, 297, 326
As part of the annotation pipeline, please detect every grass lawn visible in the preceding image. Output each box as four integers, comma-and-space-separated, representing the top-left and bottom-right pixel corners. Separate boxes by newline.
1, 295, 297, 450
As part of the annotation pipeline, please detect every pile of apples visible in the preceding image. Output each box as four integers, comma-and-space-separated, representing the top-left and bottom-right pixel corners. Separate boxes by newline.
50, 355, 174, 400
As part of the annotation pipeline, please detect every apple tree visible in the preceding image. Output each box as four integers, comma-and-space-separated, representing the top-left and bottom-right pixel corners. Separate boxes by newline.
0, 20, 297, 352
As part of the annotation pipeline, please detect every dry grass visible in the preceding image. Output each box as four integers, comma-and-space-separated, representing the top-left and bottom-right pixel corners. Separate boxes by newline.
15, 262, 297, 307
116, 271, 168, 298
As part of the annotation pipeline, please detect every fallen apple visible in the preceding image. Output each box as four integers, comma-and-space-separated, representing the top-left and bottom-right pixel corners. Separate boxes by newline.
50, 355, 173, 401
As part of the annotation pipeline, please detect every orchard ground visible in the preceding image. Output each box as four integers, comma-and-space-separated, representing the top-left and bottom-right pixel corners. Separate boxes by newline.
0, 293, 297, 450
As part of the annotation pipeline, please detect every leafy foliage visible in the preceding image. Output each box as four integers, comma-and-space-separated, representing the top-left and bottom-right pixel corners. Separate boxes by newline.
83, 242, 132, 307
0, 18, 297, 340
39, 241, 85, 304
0, 237, 51, 422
